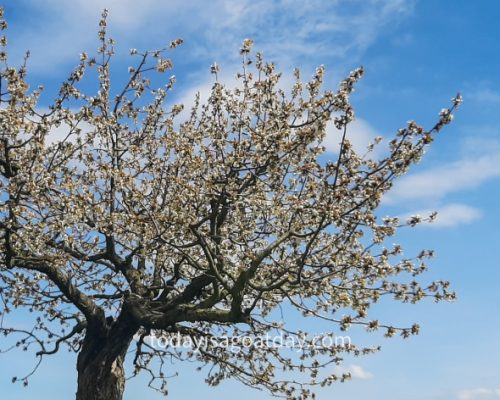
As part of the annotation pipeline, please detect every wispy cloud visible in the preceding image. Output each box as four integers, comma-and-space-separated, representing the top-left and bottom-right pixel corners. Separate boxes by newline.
468, 88, 500, 104
7, 0, 416, 76
386, 150, 500, 203
401, 203, 482, 228
333, 364, 374, 380
457, 388, 500, 400
9, 0, 190, 73
324, 117, 382, 157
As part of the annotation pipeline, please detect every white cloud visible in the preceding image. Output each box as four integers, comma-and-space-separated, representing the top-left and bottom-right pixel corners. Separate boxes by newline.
23, 108, 94, 146
333, 364, 374, 380
458, 136, 500, 157
7, 0, 415, 75
9, 0, 189, 73
386, 152, 500, 203
401, 203, 482, 228
468, 88, 500, 104
458, 388, 500, 400
46, 119, 95, 146
323, 117, 382, 157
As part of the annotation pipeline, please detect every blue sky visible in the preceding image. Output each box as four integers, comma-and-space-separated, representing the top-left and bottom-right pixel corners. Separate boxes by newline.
1, 1, 500, 399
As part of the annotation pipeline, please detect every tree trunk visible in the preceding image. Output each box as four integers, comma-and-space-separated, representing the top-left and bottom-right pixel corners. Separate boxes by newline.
76, 320, 136, 400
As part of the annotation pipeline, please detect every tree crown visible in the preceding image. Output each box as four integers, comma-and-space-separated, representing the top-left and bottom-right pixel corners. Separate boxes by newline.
0, 8, 459, 398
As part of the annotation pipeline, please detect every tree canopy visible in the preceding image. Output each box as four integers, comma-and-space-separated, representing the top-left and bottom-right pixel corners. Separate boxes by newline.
0, 8, 458, 400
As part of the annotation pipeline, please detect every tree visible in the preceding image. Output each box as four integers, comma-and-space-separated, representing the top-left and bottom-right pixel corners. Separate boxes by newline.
0, 8, 459, 400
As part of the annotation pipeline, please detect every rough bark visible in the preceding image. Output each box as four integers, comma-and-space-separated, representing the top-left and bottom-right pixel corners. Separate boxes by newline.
76, 318, 137, 400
